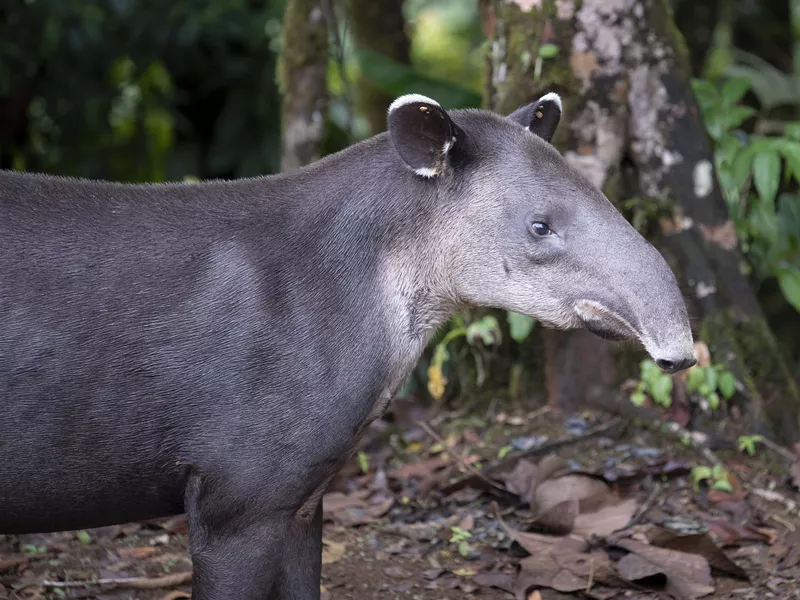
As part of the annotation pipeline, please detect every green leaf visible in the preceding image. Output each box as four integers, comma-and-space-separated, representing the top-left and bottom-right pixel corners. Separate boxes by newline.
538, 43, 558, 58
777, 268, 800, 312
466, 315, 502, 346
76, 530, 91, 544
358, 451, 369, 473
687, 366, 705, 392
786, 122, 800, 142
651, 375, 673, 407
719, 372, 737, 399
711, 477, 734, 492
707, 391, 720, 410
691, 78, 720, 114
704, 366, 719, 392
507, 312, 535, 343
722, 105, 756, 131
752, 150, 782, 205
630, 390, 646, 406
720, 76, 751, 105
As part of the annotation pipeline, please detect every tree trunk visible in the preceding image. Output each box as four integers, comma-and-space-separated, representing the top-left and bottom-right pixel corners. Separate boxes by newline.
279, 0, 329, 172
346, 0, 410, 136
482, 0, 800, 444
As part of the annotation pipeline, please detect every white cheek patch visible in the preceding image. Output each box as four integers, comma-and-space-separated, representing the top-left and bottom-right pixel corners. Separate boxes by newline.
537, 92, 563, 112
388, 94, 442, 114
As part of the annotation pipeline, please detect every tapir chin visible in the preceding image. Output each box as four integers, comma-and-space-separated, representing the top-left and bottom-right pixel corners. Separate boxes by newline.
0, 92, 696, 599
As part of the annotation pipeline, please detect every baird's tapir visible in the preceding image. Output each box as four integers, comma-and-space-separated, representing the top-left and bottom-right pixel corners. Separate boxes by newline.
0, 92, 696, 599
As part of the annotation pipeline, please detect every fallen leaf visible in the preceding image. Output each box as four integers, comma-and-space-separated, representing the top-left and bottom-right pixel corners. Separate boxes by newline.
615, 538, 714, 599
646, 528, 748, 580
159, 592, 191, 600
387, 456, 448, 481
495, 508, 589, 555
533, 499, 579, 535
503, 459, 539, 502
117, 546, 158, 559
472, 571, 516, 594
533, 474, 610, 516
573, 497, 638, 539
519, 552, 619, 592
321, 539, 346, 565
384, 566, 412, 578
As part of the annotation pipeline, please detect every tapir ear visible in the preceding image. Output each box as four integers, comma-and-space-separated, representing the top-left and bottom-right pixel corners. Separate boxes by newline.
387, 94, 457, 178
507, 92, 562, 143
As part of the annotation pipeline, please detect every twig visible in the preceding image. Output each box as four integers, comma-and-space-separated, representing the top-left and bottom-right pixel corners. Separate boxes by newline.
416, 420, 514, 500
440, 416, 626, 496
756, 435, 797, 463
42, 572, 191, 590
626, 482, 663, 528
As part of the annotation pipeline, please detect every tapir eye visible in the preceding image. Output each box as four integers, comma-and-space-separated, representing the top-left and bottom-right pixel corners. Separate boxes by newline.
531, 221, 552, 236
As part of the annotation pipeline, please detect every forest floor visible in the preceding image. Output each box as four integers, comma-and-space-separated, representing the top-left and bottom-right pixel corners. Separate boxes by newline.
2, 395, 800, 600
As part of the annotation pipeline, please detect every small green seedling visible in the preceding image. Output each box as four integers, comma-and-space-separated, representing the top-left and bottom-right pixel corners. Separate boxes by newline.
737, 434, 763, 456
692, 463, 733, 492
450, 526, 473, 557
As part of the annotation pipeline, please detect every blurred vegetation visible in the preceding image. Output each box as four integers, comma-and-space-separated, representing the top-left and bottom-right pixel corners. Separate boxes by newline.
1, 0, 798, 399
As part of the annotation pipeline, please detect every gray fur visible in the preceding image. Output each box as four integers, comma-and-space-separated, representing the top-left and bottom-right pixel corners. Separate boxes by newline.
0, 94, 694, 600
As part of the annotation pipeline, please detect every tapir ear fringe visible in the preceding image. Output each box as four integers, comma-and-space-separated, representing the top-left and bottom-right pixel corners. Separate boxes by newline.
387, 93, 456, 178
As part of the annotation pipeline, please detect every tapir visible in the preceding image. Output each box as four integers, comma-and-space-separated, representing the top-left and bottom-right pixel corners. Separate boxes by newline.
0, 92, 696, 599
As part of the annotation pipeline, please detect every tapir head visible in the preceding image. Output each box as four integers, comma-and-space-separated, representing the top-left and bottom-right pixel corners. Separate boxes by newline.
387, 93, 695, 373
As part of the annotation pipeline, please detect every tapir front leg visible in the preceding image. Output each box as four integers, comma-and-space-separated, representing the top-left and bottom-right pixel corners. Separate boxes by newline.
185, 474, 286, 600
270, 503, 323, 600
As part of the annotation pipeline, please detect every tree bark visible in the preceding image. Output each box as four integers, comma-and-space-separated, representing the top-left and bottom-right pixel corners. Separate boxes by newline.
279, 0, 329, 172
346, 0, 410, 136
482, 0, 800, 444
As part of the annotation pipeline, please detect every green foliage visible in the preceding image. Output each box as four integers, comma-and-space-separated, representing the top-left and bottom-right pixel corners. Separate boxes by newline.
507, 312, 536, 343
685, 363, 737, 410
691, 463, 733, 492
631, 359, 674, 407
357, 451, 370, 474
693, 76, 800, 313
449, 526, 473, 557
737, 434, 763, 456
1, 0, 287, 180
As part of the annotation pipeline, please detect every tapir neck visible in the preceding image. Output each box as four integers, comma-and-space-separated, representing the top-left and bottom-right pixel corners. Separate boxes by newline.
257, 134, 460, 393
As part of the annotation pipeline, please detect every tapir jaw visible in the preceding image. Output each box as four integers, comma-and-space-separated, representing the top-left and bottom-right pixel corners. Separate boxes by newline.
574, 299, 696, 374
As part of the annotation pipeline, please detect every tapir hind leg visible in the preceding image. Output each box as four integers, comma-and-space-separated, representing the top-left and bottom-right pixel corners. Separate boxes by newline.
185, 474, 286, 600
270, 502, 323, 600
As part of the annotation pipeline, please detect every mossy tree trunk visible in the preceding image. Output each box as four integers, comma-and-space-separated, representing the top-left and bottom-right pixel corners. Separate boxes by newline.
482, 0, 800, 444
279, 0, 329, 172
346, 0, 410, 136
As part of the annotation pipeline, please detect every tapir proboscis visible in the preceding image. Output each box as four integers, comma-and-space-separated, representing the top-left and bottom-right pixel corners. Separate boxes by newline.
0, 92, 696, 599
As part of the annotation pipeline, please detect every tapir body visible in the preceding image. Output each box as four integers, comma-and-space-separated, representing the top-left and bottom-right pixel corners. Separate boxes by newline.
0, 94, 695, 599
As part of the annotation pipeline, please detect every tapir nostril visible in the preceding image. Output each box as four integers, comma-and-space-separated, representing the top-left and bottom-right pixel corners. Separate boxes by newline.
656, 357, 697, 374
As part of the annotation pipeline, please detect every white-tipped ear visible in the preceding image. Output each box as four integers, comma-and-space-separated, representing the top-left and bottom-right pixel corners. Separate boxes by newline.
387, 94, 458, 178
506, 92, 563, 143
388, 94, 442, 114
537, 92, 562, 113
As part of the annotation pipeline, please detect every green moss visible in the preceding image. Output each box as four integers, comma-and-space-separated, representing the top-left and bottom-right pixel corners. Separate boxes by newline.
278, 0, 328, 95
701, 310, 800, 443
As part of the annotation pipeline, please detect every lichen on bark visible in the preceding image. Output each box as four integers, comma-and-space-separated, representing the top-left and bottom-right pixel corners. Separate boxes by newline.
279, 0, 329, 172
